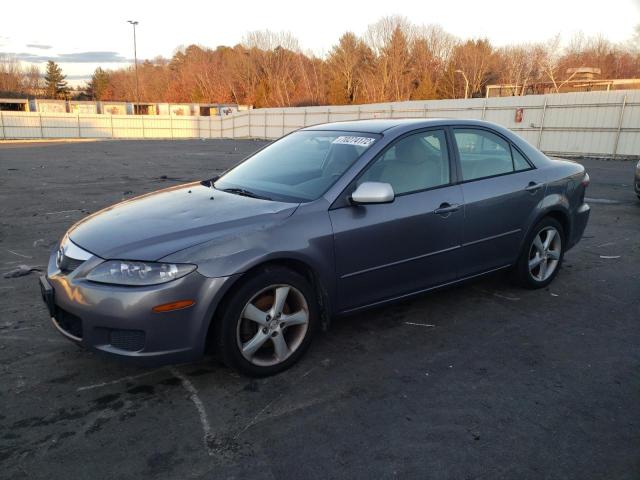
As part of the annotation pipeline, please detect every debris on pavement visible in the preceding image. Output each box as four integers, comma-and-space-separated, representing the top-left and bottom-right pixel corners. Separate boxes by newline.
491, 292, 520, 301
405, 322, 435, 327
7, 249, 32, 259
44, 209, 81, 215
3, 264, 43, 278
597, 241, 616, 248
474, 287, 520, 301
600, 255, 621, 259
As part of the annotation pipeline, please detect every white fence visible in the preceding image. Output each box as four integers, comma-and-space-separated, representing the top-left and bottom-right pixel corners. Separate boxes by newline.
1, 90, 639, 158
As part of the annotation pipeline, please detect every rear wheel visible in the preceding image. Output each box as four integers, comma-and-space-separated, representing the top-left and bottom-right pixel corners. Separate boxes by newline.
215, 266, 319, 377
515, 217, 565, 289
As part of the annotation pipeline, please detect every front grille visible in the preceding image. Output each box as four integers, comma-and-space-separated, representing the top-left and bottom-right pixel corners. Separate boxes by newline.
55, 308, 83, 339
110, 329, 145, 352
58, 254, 84, 274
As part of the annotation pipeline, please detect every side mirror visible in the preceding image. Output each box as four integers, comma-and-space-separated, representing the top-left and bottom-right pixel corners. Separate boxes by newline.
351, 182, 395, 205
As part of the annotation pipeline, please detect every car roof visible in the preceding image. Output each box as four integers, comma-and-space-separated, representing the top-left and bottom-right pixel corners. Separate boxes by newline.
301, 118, 551, 168
301, 118, 497, 134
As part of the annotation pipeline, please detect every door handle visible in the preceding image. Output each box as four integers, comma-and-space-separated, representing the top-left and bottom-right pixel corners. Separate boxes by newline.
434, 203, 460, 215
525, 182, 544, 193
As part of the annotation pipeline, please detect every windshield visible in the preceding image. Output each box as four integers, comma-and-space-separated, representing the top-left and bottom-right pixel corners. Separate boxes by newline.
214, 130, 380, 202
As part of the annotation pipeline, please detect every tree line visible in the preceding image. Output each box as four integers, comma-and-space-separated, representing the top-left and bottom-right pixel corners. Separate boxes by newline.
2, 16, 640, 106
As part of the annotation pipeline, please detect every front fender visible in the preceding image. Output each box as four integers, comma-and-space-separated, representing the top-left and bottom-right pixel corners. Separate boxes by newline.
160, 207, 337, 310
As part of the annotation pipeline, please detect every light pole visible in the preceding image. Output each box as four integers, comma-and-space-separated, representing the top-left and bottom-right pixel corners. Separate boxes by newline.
127, 20, 140, 113
455, 69, 469, 99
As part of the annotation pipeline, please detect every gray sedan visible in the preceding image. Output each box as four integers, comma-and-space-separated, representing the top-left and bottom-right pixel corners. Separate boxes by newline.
40, 119, 591, 376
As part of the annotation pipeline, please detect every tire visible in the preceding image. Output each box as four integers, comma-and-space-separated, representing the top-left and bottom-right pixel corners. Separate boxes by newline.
515, 217, 565, 289
214, 266, 319, 377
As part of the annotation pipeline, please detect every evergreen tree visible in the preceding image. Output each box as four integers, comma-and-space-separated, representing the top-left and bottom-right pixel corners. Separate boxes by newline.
44, 61, 68, 99
87, 67, 110, 100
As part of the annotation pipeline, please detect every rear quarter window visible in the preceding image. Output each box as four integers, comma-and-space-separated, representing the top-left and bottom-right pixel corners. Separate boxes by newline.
512, 147, 532, 171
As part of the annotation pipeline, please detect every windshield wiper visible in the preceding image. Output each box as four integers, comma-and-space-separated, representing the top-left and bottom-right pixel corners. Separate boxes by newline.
220, 187, 272, 201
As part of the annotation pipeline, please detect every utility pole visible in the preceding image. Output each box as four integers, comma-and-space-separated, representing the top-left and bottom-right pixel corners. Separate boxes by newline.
127, 20, 140, 113
455, 69, 469, 99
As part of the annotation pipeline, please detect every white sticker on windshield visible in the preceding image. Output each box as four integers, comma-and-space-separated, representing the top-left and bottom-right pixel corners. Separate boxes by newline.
332, 136, 376, 147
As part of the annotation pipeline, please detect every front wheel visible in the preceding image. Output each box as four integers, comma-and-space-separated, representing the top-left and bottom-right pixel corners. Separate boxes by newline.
215, 266, 319, 377
515, 217, 565, 289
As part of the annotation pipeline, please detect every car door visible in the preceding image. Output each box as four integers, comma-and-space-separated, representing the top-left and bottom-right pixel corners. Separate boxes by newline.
329, 129, 464, 312
452, 127, 546, 277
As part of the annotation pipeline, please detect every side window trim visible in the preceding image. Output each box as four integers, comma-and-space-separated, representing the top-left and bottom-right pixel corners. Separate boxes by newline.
451, 126, 535, 184
444, 126, 462, 185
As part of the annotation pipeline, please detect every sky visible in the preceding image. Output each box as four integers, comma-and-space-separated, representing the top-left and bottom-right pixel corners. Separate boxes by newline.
1, 0, 639, 85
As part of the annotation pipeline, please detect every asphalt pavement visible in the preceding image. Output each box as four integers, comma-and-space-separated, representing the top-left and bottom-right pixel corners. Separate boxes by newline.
0, 140, 638, 479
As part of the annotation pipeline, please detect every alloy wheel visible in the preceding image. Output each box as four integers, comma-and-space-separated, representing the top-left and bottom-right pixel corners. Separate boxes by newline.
528, 226, 562, 282
236, 284, 309, 367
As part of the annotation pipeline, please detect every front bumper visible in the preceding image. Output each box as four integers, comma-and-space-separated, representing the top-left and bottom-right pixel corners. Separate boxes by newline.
41, 247, 235, 366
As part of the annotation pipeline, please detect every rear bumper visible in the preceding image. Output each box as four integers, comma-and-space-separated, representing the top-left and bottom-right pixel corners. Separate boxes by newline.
41, 248, 236, 367
568, 202, 590, 250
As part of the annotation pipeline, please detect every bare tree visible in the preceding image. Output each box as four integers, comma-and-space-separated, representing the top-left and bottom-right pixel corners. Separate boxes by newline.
243, 30, 302, 106
495, 44, 541, 95
538, 35, 580, 93
0, 55, 25, 97
364, 16, 414, 101
23, 64, 43, 96
20, 16, 638, 107
409, 25, 458, 99
326, 32, 373, 104
441, 39, 495, 98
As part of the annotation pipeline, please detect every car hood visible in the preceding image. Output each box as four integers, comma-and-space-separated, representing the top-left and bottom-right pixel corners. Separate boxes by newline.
68, 182, 299, 261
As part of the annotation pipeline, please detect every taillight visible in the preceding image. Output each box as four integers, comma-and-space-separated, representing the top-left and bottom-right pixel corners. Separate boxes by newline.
581, 172, 590, 187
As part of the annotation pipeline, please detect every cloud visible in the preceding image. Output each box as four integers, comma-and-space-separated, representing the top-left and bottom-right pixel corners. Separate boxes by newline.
57, 51, 130, 63
0, 51, 131, 63
26, 43, 53, 50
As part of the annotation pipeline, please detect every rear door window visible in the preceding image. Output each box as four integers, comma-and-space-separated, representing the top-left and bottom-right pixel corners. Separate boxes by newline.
453, 128, 531, 181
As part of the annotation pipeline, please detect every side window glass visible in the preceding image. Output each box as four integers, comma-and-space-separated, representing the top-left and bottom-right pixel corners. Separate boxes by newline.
512, 147, 531, 171
358, 130, 450, 195
454, 129, 513, 181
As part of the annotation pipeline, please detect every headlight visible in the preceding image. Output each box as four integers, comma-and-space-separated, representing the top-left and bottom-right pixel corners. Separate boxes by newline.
86, 260, 196, 286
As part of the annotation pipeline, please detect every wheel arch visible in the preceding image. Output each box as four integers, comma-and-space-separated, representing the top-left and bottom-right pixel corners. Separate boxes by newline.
544, 209, 571, 240
204, 256, 332, 352
518, 205, 571, 259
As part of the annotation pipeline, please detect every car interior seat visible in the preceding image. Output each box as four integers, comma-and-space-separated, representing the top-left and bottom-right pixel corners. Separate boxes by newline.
377, 136, 445, 193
